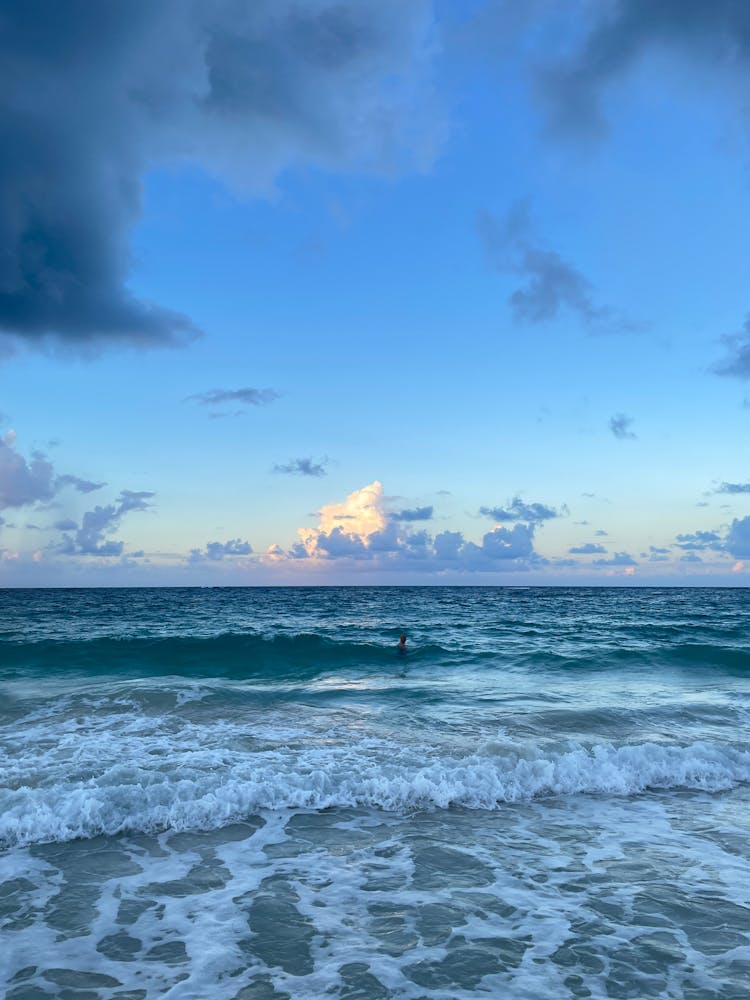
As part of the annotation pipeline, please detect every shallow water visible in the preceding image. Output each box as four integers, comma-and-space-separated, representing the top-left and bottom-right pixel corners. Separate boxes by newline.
1, 587, 749, 998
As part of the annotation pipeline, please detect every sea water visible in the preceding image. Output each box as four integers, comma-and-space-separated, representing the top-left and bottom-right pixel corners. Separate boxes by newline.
1, 586, 749, 999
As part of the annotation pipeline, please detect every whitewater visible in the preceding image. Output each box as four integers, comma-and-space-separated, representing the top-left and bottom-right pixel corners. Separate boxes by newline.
1, 586, 749, 998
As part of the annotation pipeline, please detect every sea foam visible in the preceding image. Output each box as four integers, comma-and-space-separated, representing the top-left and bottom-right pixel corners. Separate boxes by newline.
2, 739, 748, 848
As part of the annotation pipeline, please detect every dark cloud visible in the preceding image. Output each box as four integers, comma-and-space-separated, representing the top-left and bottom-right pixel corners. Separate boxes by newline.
568, 542, 606, 554
726, 516, 750, 558
0, 434, 55, 509
273, 456, 328, 477
594, 529, 608, 536
117, 490, 155, 514
717, 481, 750, 494
477, 202, 635, 333
593, 551, 637, 566
479, 496, 563, 524
189, 537, 253, 562
649, 545, 670, 554
433, 530, 463, 561
188, 387, 280, 409
680, 552, 703, 563
535, 0, 750, 140
315, 527, 368, 558
674, 530, 724, 551
715, 319, 750, 379
0, 1, 439, 352
609, 413, 636, 440
60, 490, 154, 556
52, 518, 78, 532
389, 505, 434, 521
56, 474, 106, 494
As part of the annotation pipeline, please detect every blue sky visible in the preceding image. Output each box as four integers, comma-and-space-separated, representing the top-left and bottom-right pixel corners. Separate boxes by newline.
3, 0, 750, 585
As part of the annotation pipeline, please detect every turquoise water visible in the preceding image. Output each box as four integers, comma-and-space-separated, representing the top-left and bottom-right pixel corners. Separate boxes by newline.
1, 586, 749, 998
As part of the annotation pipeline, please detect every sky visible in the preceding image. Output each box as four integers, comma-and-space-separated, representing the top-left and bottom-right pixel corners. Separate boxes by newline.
3, 0, 750, 586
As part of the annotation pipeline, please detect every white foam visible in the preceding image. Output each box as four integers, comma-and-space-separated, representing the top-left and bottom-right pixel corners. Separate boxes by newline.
2, 738, 749, 847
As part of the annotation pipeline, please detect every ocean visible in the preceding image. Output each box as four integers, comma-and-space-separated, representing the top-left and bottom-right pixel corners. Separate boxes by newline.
1, 586, 749, 999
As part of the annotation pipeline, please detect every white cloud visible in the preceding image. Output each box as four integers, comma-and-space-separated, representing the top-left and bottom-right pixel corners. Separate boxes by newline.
274, 480, 545, 573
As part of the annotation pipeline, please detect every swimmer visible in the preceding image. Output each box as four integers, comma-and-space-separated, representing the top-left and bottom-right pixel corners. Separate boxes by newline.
397, 633, 407, 654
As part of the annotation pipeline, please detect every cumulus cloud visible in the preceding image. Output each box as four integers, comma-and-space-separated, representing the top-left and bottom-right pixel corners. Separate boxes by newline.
189, 538, 253, 562
389, 505, 434, 521
568, 542, 606, 554
59, 490, 155, 557
0, 1, 440, 352
725, 517, 750, 558
479, 496, 563, 523
279, 480, 544, 572
273, 457, 328, 477
188, 388, 280, 410
674, 530, 724, 552
477, 202, 634, 333
593, 551, 637, 566
647, 546, 670, 562
609, 413, 636, 440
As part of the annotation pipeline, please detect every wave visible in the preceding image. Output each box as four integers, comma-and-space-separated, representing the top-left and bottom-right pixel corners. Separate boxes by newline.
518, 643, 750, 674
0, 632, 454, 680
3, 740, 748, 849
4, 631, 750, 681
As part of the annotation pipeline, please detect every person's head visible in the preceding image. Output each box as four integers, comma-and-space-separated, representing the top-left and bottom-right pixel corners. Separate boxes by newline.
399, 633, 406, 644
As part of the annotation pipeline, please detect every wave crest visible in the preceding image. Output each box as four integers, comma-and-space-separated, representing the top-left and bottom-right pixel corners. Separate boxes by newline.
2, 740, 748, 849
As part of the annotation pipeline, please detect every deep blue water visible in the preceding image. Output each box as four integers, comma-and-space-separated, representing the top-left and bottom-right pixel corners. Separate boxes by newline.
1, 587, 749, 998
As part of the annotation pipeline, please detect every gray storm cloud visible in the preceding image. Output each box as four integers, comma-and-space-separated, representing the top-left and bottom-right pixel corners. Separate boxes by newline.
0, 0, 440, 352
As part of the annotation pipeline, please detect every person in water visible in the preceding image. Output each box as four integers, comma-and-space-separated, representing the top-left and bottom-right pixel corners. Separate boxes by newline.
397, 633, 407, 654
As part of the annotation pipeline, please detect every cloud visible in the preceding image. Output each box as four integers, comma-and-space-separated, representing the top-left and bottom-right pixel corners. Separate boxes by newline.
278, 480, 544, 572
0, 434, 55, 509
273, 456, 328, 477
726, 517, 750, 558
479, 496, 563, 523
56, 474, 106, 494
0, 1, 440, 352
674, 530, 724, 552
389, 505, 434, 521
593, 551, 637, 566
568, 542, 606, 554
717, 481, 750, 494
189, 538, 253, 562
188, 387, 280, 409
59, 490, 154, 557
117, 490, 156, 514
594, 529, 608, 536
715, 318, 750, 379
609, 413, 636, 440
680, 552, 703, 563
52, 518, 78, 532
535, 0, 750, 140
477, 202, 635, 333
